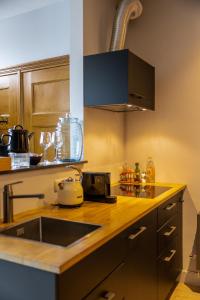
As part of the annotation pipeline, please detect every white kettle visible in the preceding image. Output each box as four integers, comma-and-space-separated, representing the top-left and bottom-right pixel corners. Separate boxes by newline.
54, 166, 83, 207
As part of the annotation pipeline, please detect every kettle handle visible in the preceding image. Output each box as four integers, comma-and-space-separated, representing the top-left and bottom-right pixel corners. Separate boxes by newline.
28, 132, 34, 140
13, 124, 24, 130
65, 165, 83, 182
1, 134, 11, 146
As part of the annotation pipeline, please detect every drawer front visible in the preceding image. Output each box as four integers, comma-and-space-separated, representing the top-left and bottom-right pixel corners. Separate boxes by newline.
124, 210, 157, 253
59, 233, 126, 300
158, 237, 179, 300
158, 215, 178, 256
84, 263, 125, 300
158, 194, 180, 228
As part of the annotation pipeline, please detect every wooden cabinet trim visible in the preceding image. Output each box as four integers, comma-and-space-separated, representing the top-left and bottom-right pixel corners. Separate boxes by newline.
0, 55, 69, 76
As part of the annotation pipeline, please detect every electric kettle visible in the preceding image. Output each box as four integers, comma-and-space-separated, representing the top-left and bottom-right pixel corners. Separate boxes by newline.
54, 166, 83, 207
7, 125, 34, 153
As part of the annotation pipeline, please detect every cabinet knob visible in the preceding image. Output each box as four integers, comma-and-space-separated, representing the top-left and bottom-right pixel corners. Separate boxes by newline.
100, 291, 116, 300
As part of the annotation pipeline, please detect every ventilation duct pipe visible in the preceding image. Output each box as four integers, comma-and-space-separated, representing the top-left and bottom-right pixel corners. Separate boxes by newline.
110, 0, 143, 51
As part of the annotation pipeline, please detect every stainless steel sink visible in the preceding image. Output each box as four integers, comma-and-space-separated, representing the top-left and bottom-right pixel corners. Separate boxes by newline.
0, 217, 101, 247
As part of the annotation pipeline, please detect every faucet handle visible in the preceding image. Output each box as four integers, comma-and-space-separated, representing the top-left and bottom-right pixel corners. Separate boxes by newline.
4, 181, 23, 188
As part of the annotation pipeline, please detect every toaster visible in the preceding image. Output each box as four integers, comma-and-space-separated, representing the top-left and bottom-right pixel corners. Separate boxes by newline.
82, 172, 117, 203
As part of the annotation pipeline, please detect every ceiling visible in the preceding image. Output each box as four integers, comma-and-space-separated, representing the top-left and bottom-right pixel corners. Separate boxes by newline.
0, 0, 64, 20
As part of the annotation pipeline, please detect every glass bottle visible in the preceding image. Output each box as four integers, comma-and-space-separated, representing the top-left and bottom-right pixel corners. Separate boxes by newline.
134, 162, 141, 184
146, 157, 155, 183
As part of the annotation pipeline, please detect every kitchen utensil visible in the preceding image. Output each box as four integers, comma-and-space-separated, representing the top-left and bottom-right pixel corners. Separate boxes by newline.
56, 113, 83, 162
51, 131, 63, 162
39, 132, 52, 165
54, 166, 83, 207
7, 125, 34, 153
9, 153, 30, 169
29, 153, 43, 166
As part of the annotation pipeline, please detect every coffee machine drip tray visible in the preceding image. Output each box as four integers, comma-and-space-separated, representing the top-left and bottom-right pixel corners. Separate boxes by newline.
111, 184, 171, 199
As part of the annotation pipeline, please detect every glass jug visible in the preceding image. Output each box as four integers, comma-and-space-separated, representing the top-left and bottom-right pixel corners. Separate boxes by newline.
56, 113, 83, 162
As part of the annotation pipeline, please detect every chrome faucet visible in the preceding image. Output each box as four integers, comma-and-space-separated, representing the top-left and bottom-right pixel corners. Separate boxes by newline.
3, 181, 44, 223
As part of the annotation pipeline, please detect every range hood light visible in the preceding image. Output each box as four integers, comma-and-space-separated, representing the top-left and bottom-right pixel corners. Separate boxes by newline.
142, 108, 147, 111
127, 104, 133, 108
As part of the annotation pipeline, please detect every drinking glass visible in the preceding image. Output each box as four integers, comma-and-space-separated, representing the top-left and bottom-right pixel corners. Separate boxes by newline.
40, 132, 52, 165
51, 131, 63, 162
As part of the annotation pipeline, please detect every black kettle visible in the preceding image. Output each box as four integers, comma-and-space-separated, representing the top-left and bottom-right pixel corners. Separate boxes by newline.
7, 125, 34, 153
0, 134, 10, 156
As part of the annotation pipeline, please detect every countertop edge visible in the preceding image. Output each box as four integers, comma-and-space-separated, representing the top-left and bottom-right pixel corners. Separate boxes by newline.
0, 183, 186, 274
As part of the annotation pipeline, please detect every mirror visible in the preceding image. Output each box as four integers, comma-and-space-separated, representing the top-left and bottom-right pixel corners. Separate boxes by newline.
0, 0, 84, 171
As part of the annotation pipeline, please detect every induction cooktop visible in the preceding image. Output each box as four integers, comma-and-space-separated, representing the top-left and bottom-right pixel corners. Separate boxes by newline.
111, 184, 171, 199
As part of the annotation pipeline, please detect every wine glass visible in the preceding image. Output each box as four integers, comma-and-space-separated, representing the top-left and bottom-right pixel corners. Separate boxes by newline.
51, 131, 63, 162
40, 132, 52, 165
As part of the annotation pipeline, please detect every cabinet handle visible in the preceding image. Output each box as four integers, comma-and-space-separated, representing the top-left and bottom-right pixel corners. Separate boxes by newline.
99, 292, 116, 300
164, 226, 176, 237
165, 202, 176, 211
164, 249, 176, 262
128, 226, 147, 240
129, 92, 145, 100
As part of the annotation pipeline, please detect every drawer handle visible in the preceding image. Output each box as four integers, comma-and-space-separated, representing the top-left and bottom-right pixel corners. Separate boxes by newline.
129, 92, 145, 100
164, 226, 176, 237
164, 249, 176, 262
100, 292, 116, 300
128, 226, 147, 240
165, 202, 177, 211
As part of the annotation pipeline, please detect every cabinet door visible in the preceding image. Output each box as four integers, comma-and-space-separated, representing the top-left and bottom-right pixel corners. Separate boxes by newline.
123, 211, 157, 300
23, 65, 70, 157
157, 191, 183, 300
158, 238, 179, 300
0, 74, 20, 135
84, 263, 125, 300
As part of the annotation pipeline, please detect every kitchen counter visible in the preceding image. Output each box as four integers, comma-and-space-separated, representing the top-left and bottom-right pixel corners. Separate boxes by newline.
0, 182, 186, 274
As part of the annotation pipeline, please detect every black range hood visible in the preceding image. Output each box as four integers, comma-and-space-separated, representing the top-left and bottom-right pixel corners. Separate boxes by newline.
84, 49, 155, 112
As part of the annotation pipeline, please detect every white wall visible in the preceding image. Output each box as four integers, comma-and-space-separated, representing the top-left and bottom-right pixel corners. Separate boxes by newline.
0, 0, 83, 217
0, 166, 85, 218
84, 0, 125, 182
0, 0, 70, 68
70, 0, 83, 121
125, 0, 200, 271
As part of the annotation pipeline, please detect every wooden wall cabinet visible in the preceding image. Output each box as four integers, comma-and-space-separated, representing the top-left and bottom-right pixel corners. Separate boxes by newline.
0, 191, 184, 300
0, 56, 70, 155
0, 74, 20, 135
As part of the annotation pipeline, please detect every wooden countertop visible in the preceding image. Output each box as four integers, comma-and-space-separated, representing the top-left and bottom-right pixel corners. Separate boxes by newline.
0, 182, 186, 274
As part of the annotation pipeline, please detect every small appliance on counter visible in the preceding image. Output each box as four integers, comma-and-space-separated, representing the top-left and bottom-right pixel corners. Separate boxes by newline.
54, 166, 83, 207
7, 125, 34, 153
82, 172, 117, 203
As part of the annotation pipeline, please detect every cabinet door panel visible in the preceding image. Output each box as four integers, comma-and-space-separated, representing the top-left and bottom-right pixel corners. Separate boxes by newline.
84, 263, 125, 300
157, 194, 179, 228
158, 215, 178, 255
0, 74, 20, 135
58, 233, 126, 300
23, 65, 70, 158
123, 211, 157, 300
158, 237, 179, 300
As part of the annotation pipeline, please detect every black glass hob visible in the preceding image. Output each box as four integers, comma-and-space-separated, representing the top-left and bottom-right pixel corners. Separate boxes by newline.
111, 184, 171, 199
